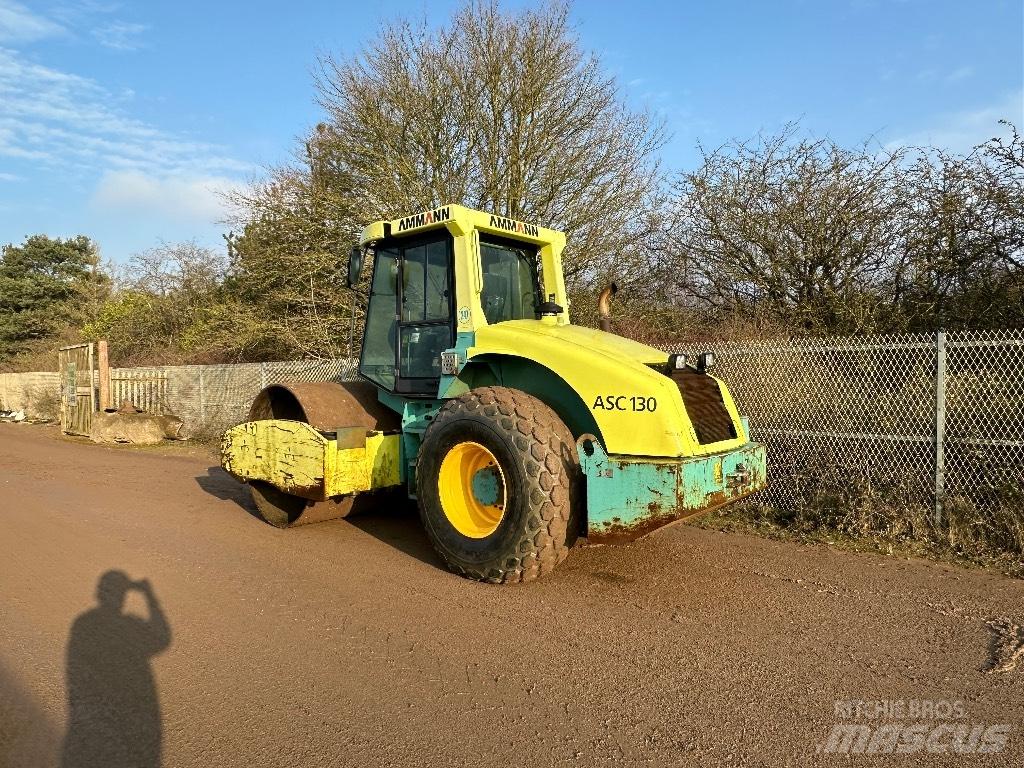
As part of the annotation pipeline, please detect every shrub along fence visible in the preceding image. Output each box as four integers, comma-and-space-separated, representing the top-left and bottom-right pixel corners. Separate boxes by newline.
2, 330, 1020, 566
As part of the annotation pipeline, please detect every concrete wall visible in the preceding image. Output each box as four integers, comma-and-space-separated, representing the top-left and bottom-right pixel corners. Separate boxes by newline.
0, 371, 61, 418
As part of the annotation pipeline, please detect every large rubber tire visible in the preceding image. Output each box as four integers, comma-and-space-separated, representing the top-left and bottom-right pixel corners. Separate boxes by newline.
416, 387, 581, 584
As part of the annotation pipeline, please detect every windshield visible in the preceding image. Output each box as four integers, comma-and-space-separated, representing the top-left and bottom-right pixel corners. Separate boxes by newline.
479, 239, 541, 323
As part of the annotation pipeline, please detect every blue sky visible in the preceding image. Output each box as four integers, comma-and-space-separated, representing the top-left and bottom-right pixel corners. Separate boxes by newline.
1, 0, 1021, 263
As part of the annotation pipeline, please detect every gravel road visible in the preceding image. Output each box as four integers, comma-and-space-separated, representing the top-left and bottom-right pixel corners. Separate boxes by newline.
1, 422, 1021, 767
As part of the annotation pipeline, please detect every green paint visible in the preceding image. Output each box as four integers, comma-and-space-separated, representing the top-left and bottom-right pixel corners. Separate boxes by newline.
465, 354, 600, 442
437, 331, 477, 399
578, 438, 767, 541
471, 467, 501, 506
439, 334, 600, 443
377, 389, 443, 497
379, 347, 766, 529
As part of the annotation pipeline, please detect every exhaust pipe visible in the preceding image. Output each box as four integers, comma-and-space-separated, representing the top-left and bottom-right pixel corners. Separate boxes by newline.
598, 281, 619, 333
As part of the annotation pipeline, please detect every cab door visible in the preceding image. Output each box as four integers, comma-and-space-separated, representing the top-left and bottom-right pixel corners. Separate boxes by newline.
358, 232, 453, 397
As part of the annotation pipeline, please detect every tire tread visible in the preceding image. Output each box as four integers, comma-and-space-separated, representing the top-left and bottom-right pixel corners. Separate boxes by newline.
418, 386, 580, 584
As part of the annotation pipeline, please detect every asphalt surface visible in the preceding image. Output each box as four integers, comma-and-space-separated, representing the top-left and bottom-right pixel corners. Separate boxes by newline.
1, 422, 1021, 767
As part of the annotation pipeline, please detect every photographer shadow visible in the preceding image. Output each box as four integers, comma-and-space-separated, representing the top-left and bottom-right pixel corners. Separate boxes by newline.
61, 571, 171, 768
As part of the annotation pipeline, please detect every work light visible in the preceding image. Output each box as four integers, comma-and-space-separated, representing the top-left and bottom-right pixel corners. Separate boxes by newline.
668, 353, 688, 370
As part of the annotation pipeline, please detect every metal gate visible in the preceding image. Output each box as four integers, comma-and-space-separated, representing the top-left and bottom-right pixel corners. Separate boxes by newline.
58, 343, 96, 435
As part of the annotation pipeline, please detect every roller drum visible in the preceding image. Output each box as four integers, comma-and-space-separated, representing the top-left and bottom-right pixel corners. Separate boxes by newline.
245, 381, 401, 527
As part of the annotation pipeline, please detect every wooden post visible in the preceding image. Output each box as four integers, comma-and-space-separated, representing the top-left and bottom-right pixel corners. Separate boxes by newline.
97, 340, 111, 411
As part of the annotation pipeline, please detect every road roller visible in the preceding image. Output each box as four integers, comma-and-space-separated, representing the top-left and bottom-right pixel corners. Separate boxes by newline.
222, 205, 766, 583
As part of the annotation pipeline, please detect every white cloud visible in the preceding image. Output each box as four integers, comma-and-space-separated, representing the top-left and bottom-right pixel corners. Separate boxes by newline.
885, 90, 1024, 154
0, 47, 249, 177
0, 3, 248, 248
0, 43, 250, 230
0, 0, 64, 42
91, 170, 242, 223
92, 20, 148, 51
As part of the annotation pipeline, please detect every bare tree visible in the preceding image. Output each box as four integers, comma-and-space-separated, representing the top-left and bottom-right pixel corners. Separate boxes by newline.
894, 124, 1024, 330
85, 243, 274, 366
226, 168, 359, 360
235, 1, 663, 291
668, 127, 907, 334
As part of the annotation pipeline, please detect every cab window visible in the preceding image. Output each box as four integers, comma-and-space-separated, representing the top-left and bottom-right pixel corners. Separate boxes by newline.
358, 247, 399, 391
479, 238, 541, 324
399, 239, 452, 382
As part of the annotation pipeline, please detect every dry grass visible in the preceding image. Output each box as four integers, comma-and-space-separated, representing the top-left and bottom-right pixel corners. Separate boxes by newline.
695, 453, 1024, 578
25, 384, 60, 421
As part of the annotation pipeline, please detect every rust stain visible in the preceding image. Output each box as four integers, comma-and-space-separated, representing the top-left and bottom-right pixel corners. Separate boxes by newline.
587, 484, 760, 545
248, 381, 399, 432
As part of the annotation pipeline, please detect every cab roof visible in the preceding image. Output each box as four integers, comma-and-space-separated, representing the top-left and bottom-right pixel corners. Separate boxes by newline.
359, 204, 565, 250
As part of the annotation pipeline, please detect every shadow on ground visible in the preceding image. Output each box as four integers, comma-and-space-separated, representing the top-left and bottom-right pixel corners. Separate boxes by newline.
62, 571, 171, 768
195, 466, 446, 571
195, 466, 256, 511
346, 501, 446, 570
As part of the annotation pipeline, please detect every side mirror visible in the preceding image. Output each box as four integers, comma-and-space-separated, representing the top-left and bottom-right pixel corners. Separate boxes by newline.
346, 246, 364, 289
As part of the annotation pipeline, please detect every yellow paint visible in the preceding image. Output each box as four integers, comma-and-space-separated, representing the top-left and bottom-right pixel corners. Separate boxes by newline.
360, 204, 569, 333
221, 420, 401, 500
437, 441, 506, 538
356, 203, 748, 461
329, 431, 402, 496
470, 321, 748, 459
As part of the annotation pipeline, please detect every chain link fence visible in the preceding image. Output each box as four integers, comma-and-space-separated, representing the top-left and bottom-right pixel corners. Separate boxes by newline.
135, 359, 358, 438
685, 330, 1024, 555
119, 329, 1022, 537
687, 333, 939, 513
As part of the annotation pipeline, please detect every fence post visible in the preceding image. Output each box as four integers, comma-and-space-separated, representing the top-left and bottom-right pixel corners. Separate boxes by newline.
87, 342, 96, 415
199, 367, 206, 424
934, 330, 947, 530
97, 340, 110, 411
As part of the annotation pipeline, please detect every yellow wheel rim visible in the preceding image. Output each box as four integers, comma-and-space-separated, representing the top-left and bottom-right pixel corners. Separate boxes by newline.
437, 441, 507, 538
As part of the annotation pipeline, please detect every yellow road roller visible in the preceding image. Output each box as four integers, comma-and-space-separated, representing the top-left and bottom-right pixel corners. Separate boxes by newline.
222, 205, 766, 583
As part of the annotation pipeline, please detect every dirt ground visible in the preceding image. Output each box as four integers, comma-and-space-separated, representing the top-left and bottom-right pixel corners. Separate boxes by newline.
1, 422, 1021, 767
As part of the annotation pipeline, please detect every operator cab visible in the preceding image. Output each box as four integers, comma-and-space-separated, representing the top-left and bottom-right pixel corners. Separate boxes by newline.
351, 205, 565, 398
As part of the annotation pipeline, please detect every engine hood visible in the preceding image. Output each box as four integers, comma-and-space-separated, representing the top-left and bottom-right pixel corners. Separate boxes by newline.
466, 320, 745, 458
475, 320, 668, 366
